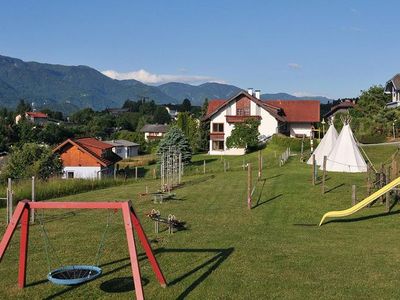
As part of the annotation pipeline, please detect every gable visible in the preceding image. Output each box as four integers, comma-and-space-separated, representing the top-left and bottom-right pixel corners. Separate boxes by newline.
58, 143, 102, 167
204, 91, 285, 122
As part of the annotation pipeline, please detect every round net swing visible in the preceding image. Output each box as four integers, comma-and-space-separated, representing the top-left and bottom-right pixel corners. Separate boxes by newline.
47, 265, 102, 285
37, 209, 114, 286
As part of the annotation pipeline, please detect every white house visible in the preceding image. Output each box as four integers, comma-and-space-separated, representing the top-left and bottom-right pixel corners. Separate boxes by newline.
140, 124, 169, 142
15, 111, 48, 125
203, 89, 320, 155
104, 139, 140, 159
53, 138, 121, 179
384, 74, 400, 108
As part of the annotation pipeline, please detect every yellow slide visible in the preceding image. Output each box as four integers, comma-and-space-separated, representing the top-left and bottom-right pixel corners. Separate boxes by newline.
319, 176, 400, 226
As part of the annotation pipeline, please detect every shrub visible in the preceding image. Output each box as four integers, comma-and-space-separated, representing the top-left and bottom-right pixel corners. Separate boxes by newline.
357, 134, 386, 144
270, 134, 314, 152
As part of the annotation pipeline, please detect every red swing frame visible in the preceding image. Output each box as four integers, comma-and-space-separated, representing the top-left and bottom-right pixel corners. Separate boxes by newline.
0, 200, 167, 300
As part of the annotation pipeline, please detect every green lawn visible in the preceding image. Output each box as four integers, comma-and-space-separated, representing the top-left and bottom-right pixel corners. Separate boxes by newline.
1, 146, 400, 299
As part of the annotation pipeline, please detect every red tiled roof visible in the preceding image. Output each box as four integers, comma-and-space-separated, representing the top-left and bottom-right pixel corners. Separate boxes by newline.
53, 138, 120, 167
206, 99, 227, 115
26, 112, 48, 118
264, 100, 320, 123
204, 92, 286, 122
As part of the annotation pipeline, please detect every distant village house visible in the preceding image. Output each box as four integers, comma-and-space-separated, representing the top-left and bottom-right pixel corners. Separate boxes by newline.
384, 74, 400, 108
53, 137, 121, 179
104, 139, 140, 159
203, 89, 320, 155
15, 111, 48, 125
140, 124, 169, 142
323, 100, 356, 121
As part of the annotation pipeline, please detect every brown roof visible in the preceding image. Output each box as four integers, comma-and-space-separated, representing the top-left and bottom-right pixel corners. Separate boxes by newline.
264, 100, 320, 123
53, 138, 121, 167
323, 100, 355, 118
203, 91, 286, 122
385, 74, 400, 92
26, 112, 48, 118
140, 124, 169, 133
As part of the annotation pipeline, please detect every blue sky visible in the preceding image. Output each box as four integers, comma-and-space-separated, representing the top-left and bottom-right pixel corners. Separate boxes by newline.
0, 0, 398, 99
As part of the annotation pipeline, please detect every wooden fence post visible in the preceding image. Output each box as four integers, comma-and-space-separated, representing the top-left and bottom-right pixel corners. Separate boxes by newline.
203, 160, 206, 174
135, 167, 138, 180
7, 178, 13, 224
322, 156, 327, 194
312, 154, 316, 186
386, 167, 390, 212
31, 176, 35, 224
258, 150, 262, 179
247, 163, 252, 209
352, 185, 356, 206
224, 160, 226, 172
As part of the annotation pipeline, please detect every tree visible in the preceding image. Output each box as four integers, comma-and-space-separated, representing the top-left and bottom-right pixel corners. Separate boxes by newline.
157, 127, 192, 164
1, 143, 62, 181
153, 106, 171, 124
180, 98, 192, 112
176, 112, 199, 151
198, 99, 210, 151
226, 118, 260, 151
15, 99, 31, 116
357, 85, 391, 116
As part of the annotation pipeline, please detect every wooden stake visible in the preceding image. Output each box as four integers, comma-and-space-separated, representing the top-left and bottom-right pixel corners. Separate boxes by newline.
247, 163, 252, 209
322, 156, 327, 194
135, 167, 138, 180
386, 167, 390, 212
258, 150, 262, 179
312, 154, 316, 186
31, 176, 35, 224
203, 160, 206, 174
352, 185, 356, 206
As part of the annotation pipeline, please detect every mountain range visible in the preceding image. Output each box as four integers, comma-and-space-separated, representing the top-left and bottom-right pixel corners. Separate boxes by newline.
0, 54, 334, 113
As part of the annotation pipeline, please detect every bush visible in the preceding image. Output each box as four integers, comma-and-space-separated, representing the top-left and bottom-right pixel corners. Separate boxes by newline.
270, 134, 314, 152
357, 134, 386, 144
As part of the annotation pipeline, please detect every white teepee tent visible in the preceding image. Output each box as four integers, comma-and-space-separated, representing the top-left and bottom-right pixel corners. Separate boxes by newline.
323, 123, 367, 173
307, 124, 338, 166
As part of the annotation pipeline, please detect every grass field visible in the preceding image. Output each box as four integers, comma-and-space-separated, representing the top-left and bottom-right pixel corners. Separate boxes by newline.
1, 144, 400, 299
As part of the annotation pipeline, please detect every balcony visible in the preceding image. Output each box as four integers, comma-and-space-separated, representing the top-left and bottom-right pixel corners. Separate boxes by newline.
210, 132, 225, 140
225, 115, 261, 123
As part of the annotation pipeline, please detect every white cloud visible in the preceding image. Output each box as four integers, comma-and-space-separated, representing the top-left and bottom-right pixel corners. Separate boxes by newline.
293, 91, 330, 98
102, 69, 225, 85
288, 63, 302, 70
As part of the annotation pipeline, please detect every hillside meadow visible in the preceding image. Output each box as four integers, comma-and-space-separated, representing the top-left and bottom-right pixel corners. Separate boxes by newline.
0, 144, 399, 299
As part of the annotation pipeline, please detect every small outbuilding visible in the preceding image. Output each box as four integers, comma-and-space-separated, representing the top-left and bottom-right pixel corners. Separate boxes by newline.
104, 139, 140, 159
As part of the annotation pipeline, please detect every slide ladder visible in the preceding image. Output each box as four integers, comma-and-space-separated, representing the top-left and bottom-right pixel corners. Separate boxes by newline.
319, 176, 400, 226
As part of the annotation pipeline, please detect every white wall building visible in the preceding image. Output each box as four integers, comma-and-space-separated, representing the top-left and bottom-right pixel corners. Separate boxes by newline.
384, 74, 400, 108
204, 89, 320, 155
140, 124, 169, 142
104, 139, 140, 159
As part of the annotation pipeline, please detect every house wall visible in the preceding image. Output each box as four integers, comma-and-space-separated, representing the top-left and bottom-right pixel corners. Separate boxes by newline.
209, 96, 278, 155
144, 132, 164, 141
62, 166, 101, 179
289, 123, 312, 137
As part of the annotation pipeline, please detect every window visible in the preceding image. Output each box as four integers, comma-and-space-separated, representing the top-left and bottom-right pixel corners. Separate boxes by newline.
67, 172, 74, 179
212, 123, 224, 132
212, 140, 224, 150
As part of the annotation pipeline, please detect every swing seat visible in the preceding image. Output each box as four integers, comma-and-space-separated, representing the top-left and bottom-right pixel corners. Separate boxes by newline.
47, 265, 102, 285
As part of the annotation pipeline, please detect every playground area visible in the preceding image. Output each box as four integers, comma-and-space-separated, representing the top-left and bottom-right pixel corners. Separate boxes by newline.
1, 144, 400, 299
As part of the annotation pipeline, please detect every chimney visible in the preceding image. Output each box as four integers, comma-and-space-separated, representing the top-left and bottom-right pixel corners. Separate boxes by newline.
255, 89, 261, 99
247, 88, 253, 96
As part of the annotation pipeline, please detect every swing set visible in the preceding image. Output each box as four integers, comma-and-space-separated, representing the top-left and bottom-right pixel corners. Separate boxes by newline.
0, 200, 167, 300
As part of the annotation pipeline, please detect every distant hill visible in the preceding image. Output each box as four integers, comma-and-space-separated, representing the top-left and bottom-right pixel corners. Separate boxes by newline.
158, 82, 242, 105
0, 54, 334, 113
261, 92, 333, 104
0, 55, 175, 113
